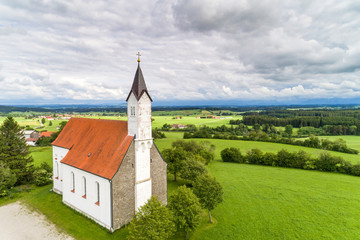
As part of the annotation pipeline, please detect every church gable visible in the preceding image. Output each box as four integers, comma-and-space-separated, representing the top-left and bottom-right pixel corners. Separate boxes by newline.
52, 118, 134, 179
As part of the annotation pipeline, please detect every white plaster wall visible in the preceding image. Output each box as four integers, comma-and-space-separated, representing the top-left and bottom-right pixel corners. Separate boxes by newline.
134, 140, 152, 182
135, 180, 152, 210
62, 165, 112, 230
53, 146, 69, 193
127, 93, 138, 136
138, 94, 152, 140
26, 141, 36, 146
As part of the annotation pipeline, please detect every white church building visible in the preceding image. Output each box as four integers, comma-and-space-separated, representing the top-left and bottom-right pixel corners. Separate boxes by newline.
52, 57, 167, 231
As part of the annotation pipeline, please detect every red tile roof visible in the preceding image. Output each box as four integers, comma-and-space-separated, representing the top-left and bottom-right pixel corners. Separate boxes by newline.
52, 118, 133, 179
40, 132, 56, 137
26, 138, 39, 142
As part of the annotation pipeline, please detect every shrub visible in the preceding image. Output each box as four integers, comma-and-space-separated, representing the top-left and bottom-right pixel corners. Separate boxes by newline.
262, 152, 278, 166
221, 147, 243, 163
315, 152, 345, 172
246, 148, 264, 164
0, 164, 17, 197
33, 169, 52, 186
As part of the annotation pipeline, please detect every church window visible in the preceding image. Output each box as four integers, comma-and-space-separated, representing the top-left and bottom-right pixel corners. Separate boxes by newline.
82, 177, 87, 199
55, 161, 59, 179
95, 181, 100, 205
71, 172, 75, 193
131, 106, 135, 116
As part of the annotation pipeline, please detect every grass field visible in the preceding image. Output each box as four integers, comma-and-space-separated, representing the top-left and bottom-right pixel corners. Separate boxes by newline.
156, 132, 360, 164
23, 143, 360, 239
316, 136, 360, 152
197, 161, 360, 239
29, 146, 52, 167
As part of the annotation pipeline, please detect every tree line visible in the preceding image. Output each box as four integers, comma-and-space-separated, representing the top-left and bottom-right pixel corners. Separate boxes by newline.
221, 147, 360, 177
183, 125, 358, 154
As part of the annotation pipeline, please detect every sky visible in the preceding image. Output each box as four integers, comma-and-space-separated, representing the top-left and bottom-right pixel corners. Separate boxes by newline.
1, 0, 360, 106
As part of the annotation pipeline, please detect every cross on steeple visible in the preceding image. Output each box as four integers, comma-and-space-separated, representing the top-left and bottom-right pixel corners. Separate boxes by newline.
137, 52, 141, 62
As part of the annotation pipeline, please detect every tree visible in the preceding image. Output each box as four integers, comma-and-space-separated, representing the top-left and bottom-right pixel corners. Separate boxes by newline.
162, 147, 187, 181
0, 117, 34, 184
179, 159, 208, 184
220, 147, 243, 163
49, 121, 53, 126
0, 164, 17, 197
193, 174, 223, 223
168, 186, 202, 239
128, 196, 175, 240
41, 118, 46, 124
284, 125, 293, 137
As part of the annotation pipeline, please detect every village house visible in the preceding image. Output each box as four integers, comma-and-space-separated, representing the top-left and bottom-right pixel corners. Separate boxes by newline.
24, 130, 40, 146
51, 57, 167, 231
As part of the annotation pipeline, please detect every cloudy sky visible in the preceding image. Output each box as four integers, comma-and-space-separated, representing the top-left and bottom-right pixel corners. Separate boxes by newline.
1, 0, 360, 106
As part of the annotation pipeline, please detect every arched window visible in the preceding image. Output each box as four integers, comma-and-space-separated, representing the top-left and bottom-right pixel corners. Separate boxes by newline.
95, 181, 100, 205
82, 177, 86, 199
71, 172, 75, 193
55, 162, 59, 179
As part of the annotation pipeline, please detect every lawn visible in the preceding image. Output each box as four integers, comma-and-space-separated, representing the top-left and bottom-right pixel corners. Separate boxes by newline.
156, 132, 360, 164
196, 161, 360, 239
29, 146, 52, 167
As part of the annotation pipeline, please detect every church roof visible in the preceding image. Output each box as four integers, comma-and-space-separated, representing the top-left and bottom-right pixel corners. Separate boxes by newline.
126, 63, 152, 101
52, 118, 133, 179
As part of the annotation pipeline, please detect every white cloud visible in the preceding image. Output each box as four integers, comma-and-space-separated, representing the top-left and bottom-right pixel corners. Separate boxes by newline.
0, 0, 360, 105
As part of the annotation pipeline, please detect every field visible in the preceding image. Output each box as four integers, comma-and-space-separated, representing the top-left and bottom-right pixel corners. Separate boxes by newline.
198, 162, 360, 239
3, 112, 360, 239
20, 140, 360, 239
157, 132, 360, 164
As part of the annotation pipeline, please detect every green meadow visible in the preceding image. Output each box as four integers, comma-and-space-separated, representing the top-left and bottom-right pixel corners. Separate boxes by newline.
13, 132, 360, 239
157, 132, 360, 164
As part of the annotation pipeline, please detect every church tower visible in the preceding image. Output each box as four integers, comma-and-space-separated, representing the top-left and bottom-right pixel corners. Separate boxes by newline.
126, 52, 153, 210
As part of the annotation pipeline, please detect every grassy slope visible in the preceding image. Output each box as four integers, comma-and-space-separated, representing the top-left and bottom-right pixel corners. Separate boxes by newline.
316, 136, 360, 152
157, 132, 360, 164
196, 161, 360, 240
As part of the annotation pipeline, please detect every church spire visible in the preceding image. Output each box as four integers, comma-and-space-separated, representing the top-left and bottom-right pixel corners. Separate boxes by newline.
126, 52, 152, 101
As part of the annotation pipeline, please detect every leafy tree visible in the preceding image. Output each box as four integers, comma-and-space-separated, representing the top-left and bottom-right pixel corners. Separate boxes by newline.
152, 129, 166, 139
128, 196, 175, 240
0, 164, 17, 197
0, 117, 34, 184
168, 186, 202, 239
220, 147, 243, 163
49, 121, 53, 126
193, 174, 223, 223
162, 147, 187, 181
284, 125, 293, 137
172, 140, 215, 164
179, 159, 208, 184
41, 118, 46, 124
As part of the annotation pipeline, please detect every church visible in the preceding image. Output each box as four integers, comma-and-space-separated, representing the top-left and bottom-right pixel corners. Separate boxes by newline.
52, 56, 167, 231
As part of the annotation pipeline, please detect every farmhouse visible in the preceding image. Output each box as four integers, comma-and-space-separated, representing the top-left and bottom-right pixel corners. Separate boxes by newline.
51, 57, 167, 231
24, 130, 40, 146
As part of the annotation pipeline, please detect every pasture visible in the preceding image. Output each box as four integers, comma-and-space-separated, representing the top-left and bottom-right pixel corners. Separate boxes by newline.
157, 132, 360, 164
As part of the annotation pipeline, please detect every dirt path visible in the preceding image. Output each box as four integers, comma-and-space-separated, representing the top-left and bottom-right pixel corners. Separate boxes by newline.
0, 202, 73, 240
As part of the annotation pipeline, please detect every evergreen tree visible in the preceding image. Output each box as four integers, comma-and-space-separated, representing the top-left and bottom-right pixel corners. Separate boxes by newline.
128, 196, 175, 240
0, 117, 34, 184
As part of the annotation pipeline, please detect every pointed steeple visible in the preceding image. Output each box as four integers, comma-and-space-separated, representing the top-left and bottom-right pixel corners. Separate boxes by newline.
126, 53, 152, 101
